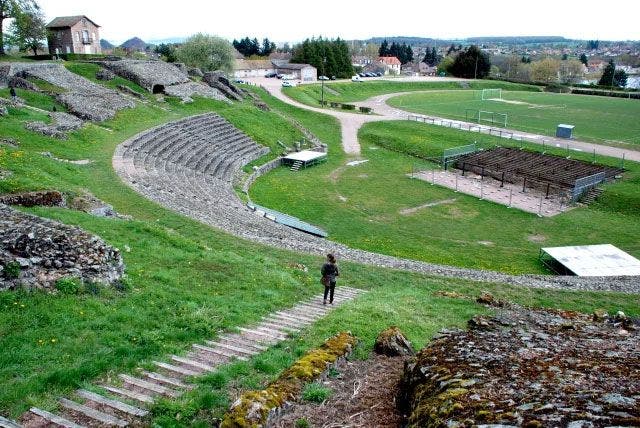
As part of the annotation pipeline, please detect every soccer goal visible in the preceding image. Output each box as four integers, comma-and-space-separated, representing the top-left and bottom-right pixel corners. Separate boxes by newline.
478, 110, 508, 127
476, 88, 502, 100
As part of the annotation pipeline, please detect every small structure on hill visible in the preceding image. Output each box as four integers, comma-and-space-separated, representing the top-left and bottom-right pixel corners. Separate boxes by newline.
556, 123, 575, 139
540, 244, 640, 276
282, 150, 327, 170
46, 15, 102, 55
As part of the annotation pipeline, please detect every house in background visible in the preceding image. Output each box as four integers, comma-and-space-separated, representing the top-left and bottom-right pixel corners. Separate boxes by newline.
46, 15, 101, 55
274, 63, 317, 81
419, 62, 438, 76
234, 59, 275, 78
378, 56, 401, 75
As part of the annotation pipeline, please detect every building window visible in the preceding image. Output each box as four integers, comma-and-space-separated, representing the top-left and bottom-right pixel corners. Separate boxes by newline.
75, 32, 80, 42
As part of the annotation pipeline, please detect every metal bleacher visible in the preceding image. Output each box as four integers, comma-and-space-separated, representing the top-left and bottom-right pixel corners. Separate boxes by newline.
247, 202, 328, 237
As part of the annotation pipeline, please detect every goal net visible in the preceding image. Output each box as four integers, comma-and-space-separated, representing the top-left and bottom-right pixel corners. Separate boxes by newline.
478, 110, 508, 127
480, 88, 502, 100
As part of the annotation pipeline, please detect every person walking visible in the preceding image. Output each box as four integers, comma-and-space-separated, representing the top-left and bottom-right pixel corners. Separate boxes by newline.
321, 253, 339, 305
9, 86, 17, 101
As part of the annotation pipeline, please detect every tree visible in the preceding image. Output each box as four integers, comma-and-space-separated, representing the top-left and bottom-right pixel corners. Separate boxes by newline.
598, 59, 627, 88
260, 38, 275, 56
291, 37, 353, 78
559, 59, 585, 84
7, 6, 45, 55
587, 40, 599, 50
0, 0, 39, 55
155, 43, 177, 62
379, 39, 389, 57
450, 45, 490, 79
176, 33, 235, 73
530, 57, 560, 82
422, 47, 441, 66
579, 53, 588, 66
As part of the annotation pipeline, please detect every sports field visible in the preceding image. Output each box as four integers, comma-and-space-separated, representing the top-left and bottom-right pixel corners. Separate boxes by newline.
387, 90, 640, 146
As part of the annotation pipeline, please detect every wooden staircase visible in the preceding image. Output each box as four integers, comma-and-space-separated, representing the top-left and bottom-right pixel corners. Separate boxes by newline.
7, 287, 367, 428
290, 160, 303, 171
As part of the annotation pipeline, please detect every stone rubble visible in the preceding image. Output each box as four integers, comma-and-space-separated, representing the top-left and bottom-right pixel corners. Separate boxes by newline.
95, 68, 115, 81
202, 71, 243, 101
0, 204, 124, 290
7, 75, 39, 91
398, 300, 640, 427
25, 112, 84, 139
113, 114, 640, 295
2, 62, 134, 121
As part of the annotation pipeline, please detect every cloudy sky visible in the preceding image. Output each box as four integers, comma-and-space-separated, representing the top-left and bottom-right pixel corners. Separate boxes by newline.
42, 0, 640, 45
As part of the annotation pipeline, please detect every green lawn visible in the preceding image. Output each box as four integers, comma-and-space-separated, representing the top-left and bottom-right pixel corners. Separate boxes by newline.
283, 79, 540, 107
251, 119, 640, 274
388, 90, 640, 146
1, 63, 638, 425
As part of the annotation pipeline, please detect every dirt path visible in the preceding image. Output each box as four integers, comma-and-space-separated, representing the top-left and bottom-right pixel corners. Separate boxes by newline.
250, 78, 640, 162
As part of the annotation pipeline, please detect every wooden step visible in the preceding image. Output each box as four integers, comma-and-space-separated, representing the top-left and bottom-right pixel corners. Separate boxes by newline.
260, 320, 301, 332
119, 374, 180, 398
28, 408, 85, 428
262, 315, 304, 328
0, 416, 22, 428
193, 344, 249, 361
295, 303, 328, 314
201, 341, 257, 357
76, 390, 149, 418
101, 385, 154, 405
269, 313, 311, 325
275, 311, 317, 323
59, 398, 128, 427
239, 327, 286, 340
286, 308, 323, 320
254, 326, 290, 338
153, 361, 199, 377
141, 371, 194, 390
215, 336, 268, 351
170, 355, 216, 372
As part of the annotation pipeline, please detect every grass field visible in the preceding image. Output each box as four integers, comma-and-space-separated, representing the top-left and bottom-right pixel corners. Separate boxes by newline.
282, 79, 540, 107
388, 90, 640, 146
251, 118, 640, 274
1, 64, 638, 425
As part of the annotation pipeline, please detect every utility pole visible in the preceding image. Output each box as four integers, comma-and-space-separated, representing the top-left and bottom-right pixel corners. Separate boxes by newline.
321, 56, 326, 107
474, 54, 479, 80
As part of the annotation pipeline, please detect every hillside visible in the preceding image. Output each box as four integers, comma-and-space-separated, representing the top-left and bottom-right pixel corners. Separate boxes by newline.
120, 37, 148, 51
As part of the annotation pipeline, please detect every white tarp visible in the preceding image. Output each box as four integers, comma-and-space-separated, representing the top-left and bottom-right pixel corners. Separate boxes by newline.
541, 244, 640, 276
284, 150, 327, 162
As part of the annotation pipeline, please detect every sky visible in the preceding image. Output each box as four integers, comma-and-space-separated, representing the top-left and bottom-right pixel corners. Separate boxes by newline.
41, 0, 640, 45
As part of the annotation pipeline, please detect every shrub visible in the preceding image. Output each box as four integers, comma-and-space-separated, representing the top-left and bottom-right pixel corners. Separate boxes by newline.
359, 106, 372, 113
295, 419, 310, 428
545, 83, 571, 93
54, 277, 82, 295
340, 104, 355, 110
301, 382, 332, 403
330, 102, 339, 108
2, 261, 21, 279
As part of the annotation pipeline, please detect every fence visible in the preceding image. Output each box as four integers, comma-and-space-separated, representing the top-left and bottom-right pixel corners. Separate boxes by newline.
442, 143, 477, 168
408, 114, 514, 140
571, 172, 606, 202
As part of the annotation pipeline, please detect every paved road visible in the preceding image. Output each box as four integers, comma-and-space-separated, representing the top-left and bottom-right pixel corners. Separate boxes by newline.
249, 77, 640, 162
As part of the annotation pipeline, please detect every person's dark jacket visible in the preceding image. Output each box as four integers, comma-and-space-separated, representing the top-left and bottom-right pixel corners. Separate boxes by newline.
321, 262, 339, 283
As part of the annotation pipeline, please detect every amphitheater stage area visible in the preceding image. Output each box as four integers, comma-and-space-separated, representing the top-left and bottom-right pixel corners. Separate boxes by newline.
540, 244, 640, 276
282, 150, 327, 168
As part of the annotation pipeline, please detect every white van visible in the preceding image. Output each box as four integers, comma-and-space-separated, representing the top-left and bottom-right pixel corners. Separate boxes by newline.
351, 75, 363, 82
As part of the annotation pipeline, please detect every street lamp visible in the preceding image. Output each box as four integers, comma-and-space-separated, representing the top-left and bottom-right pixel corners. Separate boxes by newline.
321, 56, 326, 107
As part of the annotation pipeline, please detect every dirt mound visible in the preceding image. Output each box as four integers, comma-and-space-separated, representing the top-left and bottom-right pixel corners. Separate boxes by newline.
399, 305, 640, 427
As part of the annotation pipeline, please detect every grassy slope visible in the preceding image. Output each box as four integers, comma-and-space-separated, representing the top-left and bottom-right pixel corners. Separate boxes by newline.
282, 79, 540, 107
0, 65, 638, 424
388, 90, 640, 146
251, 119, 640, 274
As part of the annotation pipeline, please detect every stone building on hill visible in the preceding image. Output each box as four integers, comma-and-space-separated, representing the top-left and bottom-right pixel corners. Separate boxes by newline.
46, 15, 102, 56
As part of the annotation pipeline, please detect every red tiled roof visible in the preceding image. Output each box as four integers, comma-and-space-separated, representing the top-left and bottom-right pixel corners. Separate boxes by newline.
378, 56, 401, 65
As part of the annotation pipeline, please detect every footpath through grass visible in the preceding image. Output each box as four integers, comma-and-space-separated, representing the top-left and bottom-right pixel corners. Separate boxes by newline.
388, 90, 640, 146
251, 118, 640, 274
283, 79, 539, 107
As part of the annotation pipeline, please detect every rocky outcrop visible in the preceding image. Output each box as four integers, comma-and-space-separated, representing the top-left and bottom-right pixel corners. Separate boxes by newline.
8, 76, 39, 91
5, 62, 134, 121
398, 305, 639, 427
98, 59, 190, 92
25, 112, 84, 139
0, 204, 124, 290
202, 71, 242, 101
0, 190, 65, 207
187, 67, 203, 77
374, 327, 415, 357
95, 68, 115, 81
162, 81, 227, 102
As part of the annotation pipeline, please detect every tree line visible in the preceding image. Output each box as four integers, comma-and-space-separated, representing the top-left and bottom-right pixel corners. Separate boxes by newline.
232, 37, 275, 57
290, 37, 353, 78
378, 39, 413, 64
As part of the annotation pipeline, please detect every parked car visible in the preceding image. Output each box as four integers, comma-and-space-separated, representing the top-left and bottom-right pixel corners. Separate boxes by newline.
318, 75, 329, 80
358, 73, 366, 77
330, 75, 337, 80
233, 79, 245, 84
376, 72, 383, 77
351, 75, 363, 82
265, 71, 277, 78
282, 81, 296, 87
